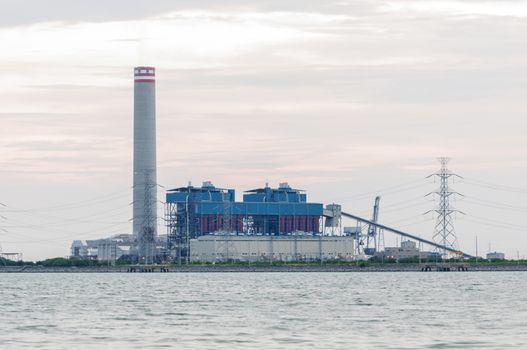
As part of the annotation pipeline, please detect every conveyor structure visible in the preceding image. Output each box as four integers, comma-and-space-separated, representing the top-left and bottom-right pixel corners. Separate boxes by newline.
324, 210, 474, 258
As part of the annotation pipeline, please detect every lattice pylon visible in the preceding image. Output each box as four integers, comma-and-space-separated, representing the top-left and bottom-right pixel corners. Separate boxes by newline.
426, 157, 464, 257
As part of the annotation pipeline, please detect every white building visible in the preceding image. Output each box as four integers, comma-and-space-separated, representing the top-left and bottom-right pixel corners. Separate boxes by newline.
190, 235, 355, 262
96, 242, 127, 262
375, 240, 435, 260
70, 240, 87, 258
83, 234, 133, 261
486, 251, 505, 260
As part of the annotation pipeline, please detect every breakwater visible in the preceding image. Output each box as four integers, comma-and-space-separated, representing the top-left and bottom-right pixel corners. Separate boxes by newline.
1, 264, 527, 273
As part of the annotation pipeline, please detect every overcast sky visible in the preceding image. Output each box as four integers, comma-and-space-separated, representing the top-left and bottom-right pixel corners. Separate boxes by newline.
1, 0, 526, 260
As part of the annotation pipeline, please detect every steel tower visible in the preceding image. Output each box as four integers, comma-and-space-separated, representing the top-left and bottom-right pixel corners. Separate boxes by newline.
133, 67, 157, 263
426, 157, 464, 257
365, 196, 384, 255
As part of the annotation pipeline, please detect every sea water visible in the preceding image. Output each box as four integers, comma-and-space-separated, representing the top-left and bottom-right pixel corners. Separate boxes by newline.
0, 272, 525, 349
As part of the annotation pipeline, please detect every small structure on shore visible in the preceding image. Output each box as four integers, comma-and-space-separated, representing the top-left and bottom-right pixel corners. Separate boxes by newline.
421, 263, 469, 272
487, 251, 505, 261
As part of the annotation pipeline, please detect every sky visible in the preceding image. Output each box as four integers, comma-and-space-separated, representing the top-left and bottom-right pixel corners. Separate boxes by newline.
1, 0, 526, 261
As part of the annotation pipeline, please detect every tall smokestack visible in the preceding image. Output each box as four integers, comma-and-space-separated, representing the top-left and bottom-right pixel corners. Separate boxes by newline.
133, 66, 157, 262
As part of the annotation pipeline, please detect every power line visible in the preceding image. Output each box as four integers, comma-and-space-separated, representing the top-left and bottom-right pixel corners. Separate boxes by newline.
382, 200, 429, 214
332, 179, 427, 201
466, 214, 527, 230
380, 195, 430, 209
463, 197, 527, 213
338, 193, 430, 217
1, 206, 131, 236
5, 205, 131, 227
4, 188, 131, 212
1, 221, 131, 244
397, 218, 434, 229
384, 214, 432, 227
463, 217, 527, 232
462, 177, 527, 194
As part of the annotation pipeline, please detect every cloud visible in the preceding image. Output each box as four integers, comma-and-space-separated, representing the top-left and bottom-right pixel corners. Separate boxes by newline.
382, 1, 527, 17
0, 0, 375, 28
1, 2, 527, 260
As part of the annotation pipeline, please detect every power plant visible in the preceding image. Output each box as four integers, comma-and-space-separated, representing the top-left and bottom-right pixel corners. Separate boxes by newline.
166, 181, 322, 240
68, 67, 474, 264
165, 181, 339, 262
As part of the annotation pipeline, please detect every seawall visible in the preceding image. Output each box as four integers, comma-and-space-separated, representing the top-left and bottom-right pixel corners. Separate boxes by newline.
1, 264, 527, 273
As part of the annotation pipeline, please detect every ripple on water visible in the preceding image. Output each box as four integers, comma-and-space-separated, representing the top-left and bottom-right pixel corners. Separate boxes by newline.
0, 272, 525, 349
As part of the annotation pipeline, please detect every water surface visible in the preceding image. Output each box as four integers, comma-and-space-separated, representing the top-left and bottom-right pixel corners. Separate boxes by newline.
1, 272, 525, 349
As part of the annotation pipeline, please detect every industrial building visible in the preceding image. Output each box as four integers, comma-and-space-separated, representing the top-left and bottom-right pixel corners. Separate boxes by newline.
374, 240, 437, 260
166, 181, 330, 260
69, 234, 166, 263
70, 234, 130, 261
70, 240, 88, 258
190, 235, 355, 263
486, 251, 505, 260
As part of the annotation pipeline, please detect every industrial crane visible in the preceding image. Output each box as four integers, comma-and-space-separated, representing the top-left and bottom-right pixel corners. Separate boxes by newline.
364, 196, 382, 255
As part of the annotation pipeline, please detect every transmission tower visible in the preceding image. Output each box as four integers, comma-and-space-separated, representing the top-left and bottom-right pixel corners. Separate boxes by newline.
139, 169, 157, 264
426, 157, 464, 257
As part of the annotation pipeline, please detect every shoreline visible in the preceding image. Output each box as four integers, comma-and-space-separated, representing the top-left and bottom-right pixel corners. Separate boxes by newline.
1, 264, 527, 273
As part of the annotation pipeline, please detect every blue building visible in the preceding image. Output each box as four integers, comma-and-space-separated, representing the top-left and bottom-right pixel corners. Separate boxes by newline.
166, 182, 323, 258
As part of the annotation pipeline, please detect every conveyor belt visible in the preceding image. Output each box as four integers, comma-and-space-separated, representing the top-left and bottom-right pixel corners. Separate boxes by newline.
340, 211, 474, 258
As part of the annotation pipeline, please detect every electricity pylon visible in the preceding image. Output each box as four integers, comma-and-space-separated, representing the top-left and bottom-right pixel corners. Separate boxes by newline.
425, 157, 465, 257
140, 169, 157, 264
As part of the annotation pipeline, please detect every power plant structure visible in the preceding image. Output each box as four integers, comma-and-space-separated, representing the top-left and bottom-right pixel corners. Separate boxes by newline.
165, 181, 333, 262
69, 67, 476, 264
132, 67, 158, 263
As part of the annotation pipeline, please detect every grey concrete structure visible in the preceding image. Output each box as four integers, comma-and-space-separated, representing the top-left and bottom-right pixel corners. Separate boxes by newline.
375, 240, 435, 260
70, 240, 87, 258
189, 235, 355, 262
85, 234, 133, 261
132, 66, 157, 261
97, 242, 125, 262
486, 251, 505, 260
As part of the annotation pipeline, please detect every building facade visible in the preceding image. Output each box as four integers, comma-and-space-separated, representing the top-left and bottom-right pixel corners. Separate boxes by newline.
189, 235, 355, 262
486, 251, 505, 260
70, 240, 88, 258
166, 182, 324, 259
374, 240, 436, 260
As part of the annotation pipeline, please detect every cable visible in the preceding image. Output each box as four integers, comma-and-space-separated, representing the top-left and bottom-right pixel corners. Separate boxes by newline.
1, 206, 132, 236
4, 206, 131, 228
462, 196, 527, 212
465, 214, 527, 230
384, 214, 433, 226
462, 177, 527, 194
381, 201, 429, 214
396, 218, 433, 229
380, 195, 430, 209
2, 221, 131, 244
4, 188, 131, 213
463, 217, 525, 232
338, 194, 430, 218
331, 179, 428, 201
